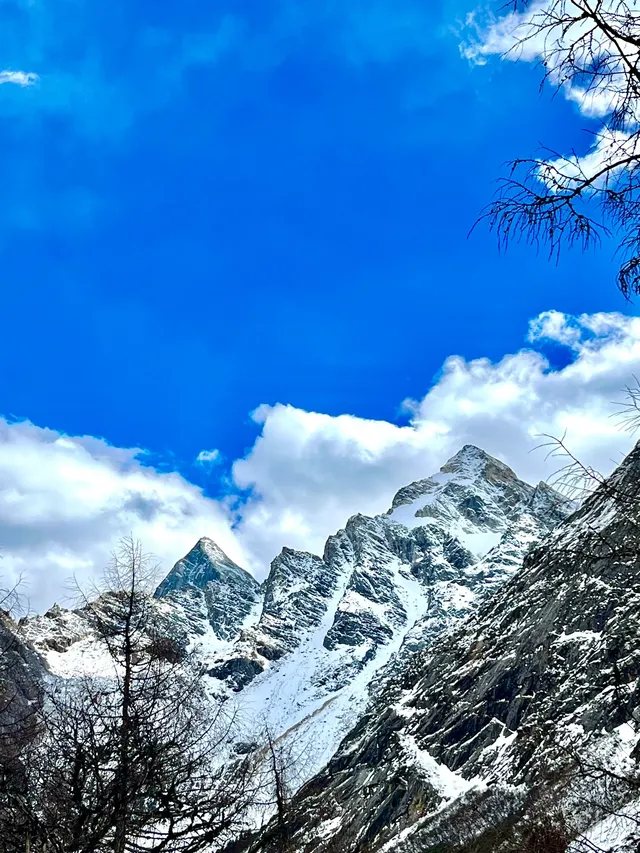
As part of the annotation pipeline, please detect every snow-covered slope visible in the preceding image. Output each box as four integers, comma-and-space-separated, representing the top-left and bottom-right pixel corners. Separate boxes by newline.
245, 439, 640, 853
181, 446, 569, 786
18, 446, 571, 798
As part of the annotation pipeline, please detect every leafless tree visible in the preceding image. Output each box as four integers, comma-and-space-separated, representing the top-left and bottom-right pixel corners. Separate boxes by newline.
477, 0, 640, 296
226, 721, 313, 853
262, 728, 295, 852
0, 537, 264, 853
0, 572, 43, 853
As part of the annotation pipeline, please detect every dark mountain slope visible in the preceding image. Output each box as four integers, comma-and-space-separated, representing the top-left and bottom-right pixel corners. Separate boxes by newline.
247, 440, 640, 853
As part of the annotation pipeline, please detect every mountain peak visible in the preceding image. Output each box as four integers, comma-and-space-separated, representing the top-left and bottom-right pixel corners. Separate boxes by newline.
193, 536, 233, 563
390, 446, 523, 516
154, 537, 258, 599
440, 445, 518, 484
154, 538, 260, 642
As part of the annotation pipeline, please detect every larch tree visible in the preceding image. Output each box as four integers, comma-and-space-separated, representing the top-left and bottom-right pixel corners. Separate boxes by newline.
0, 538, 265, 853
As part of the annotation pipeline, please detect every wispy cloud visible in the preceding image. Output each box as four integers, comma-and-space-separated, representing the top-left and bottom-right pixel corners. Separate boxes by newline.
461, 2, 638, 199
195, 448, 222, 467
0, 70, 38, 87
0, 3, 241, 138
0, 0, 447, 138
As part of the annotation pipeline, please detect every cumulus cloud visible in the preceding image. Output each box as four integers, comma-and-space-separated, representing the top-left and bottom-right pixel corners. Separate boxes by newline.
232, 310, 640, 568
0, 70, 38, 87
2, 310, 640, 611
527, 309, 582, 347
0, 420, 247, 613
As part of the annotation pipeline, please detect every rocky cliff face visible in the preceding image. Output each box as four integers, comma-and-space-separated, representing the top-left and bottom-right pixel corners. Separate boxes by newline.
175, 445, 570, 790
205, 445, 569, 682
246, 441, 640, 853
0, 612, 45, 755
155, 536, 262, 643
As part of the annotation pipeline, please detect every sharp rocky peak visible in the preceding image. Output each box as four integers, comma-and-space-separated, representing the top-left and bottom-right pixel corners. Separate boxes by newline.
155, 537, 256, 595
440, 443, 518, 481
390, 446, 523, 512
154, 537, 260, 642
387, 447, 546, 546
196, 536, 234, 561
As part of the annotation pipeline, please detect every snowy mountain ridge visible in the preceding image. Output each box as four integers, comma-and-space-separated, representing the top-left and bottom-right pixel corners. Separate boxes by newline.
18, 445, 572, 795
242, 439, 640, 853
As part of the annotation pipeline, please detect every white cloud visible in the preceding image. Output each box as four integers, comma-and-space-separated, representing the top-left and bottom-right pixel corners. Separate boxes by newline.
0, 420, 247, 613
0, 70, 38, 87
536, 129, 640, 194
2, 310, 640, 612
195, 448, 222, 467
527, 309, 582, 347
461, 3, 549, 65
231, 310, 640, 569
461, 1, 640, 185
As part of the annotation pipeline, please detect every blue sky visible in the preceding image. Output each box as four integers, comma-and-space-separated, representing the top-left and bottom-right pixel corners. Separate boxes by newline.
0, 0, 629, 477
2, 0, 640, 606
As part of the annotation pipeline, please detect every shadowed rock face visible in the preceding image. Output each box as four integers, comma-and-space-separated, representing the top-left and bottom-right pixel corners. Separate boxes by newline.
255, 548, 342, 660
154, 537, 261, 641
204, 446, 570, 697
247, 441, 640, 853
0, 613, 45, 756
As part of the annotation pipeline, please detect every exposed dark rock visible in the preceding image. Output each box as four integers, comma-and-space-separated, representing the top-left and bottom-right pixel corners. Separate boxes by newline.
246, 440, 640, 853
0, 613, 46, 756
256, 548, 341, 659
207, 656, 264, 692
155, 537, 261, 641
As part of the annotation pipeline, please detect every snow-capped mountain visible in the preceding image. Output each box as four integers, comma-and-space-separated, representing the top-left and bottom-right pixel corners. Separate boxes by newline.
149, 447, 570, 783
154, 537, 261, 644
9, 441, 640, 852
17, 445, 571, 799
244, 439, 640, 853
